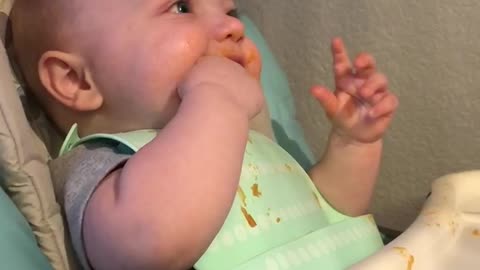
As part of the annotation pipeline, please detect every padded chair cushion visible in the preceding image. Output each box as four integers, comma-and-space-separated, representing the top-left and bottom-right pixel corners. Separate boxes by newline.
0, 2, 76, 270
0, 185, 53, 270
241, 15, 316, 169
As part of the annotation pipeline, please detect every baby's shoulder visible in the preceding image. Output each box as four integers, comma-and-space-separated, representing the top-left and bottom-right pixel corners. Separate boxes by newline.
49, 142, 130, 204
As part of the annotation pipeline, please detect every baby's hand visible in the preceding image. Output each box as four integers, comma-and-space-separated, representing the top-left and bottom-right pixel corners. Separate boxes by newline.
311, 38, 399, 143
179, 56, 264, 119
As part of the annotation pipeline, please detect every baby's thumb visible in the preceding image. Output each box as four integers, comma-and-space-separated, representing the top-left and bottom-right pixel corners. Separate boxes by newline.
310, 86, 337, 119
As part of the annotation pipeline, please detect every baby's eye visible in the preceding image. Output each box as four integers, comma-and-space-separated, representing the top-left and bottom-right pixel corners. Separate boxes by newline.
227, 8, 238, 18
169, 0, 191, 14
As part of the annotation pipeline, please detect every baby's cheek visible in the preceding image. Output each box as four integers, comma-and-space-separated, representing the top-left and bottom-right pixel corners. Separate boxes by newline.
144, 35, 207, 84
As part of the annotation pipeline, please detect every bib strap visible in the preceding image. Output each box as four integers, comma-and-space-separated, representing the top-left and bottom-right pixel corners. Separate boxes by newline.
59, 124, 158, 156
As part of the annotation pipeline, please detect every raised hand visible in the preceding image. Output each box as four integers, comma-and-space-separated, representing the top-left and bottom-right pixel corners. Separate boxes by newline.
311, 38, 398, 143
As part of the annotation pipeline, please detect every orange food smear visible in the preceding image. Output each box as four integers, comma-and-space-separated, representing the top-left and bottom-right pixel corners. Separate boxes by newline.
251, 183, 262, 198
393, 247, 415, 270
241, 207, 257, 228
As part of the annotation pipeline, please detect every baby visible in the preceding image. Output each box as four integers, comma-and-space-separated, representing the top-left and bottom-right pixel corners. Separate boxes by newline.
10, 0, 398, 269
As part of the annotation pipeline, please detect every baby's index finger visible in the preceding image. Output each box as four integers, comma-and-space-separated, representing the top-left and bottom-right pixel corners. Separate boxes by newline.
331, 38, 352, 68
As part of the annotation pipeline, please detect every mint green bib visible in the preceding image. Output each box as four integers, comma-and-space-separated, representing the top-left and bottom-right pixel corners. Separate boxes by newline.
60, 125, 383, 270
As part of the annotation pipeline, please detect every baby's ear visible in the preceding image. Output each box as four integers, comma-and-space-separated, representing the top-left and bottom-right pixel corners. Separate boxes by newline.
38, 51, 103, 111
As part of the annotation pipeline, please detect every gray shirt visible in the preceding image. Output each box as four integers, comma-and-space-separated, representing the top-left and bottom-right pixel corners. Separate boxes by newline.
49, 142, 130, 270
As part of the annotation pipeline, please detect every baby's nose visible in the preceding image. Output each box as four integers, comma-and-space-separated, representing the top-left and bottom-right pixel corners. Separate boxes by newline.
210, 14, 245, 43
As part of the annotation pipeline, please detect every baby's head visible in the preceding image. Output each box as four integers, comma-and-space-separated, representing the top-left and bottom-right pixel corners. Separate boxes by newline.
11, 0, 261, 135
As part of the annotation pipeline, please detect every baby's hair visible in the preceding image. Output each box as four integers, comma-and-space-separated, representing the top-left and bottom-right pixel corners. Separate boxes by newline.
9, 0, 77, 94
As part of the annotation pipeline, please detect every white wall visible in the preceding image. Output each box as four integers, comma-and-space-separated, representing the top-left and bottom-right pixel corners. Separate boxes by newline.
239, 0, 480, 231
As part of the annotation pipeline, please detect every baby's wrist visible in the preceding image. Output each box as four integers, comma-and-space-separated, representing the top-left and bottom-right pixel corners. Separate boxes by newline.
181, 88, 250, 121
181, 83, 256, 120
329, 128, 383, 149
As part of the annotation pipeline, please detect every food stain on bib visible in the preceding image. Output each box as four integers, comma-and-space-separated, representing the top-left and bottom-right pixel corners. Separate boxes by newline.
237, 187, 247, 207
284, 164, 293, 172
473, 229, 480, 237
393, 247, 415, 270
241, 207, 257, 228
251, 183, 262, 198
248, 163, 260, 181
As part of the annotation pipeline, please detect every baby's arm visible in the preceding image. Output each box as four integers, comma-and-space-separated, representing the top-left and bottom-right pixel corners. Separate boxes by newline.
82, 57, 264, 270
308, 39, 398, 217
308, 134, 383, 217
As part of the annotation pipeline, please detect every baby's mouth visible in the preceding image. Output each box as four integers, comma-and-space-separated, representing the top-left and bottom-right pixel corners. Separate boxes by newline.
214, 46, 248, 68
206, 43, 261, 79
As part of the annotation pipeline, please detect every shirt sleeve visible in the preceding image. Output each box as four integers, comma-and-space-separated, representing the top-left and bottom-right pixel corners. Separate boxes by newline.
49, 142, 131, 270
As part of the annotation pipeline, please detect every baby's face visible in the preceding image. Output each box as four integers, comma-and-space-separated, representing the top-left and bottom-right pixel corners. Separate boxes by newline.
79, 0, 261, 129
